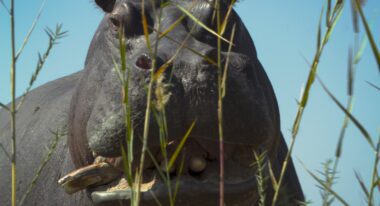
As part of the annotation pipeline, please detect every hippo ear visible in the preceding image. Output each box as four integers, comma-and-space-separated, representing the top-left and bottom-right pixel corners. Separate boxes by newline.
95, 0, 116, 13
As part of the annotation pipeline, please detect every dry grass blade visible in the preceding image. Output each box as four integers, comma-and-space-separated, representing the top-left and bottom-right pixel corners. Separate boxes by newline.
221, 23, 236, 98
172, 3, 232, 45
317, 77, 376, 151
15, 0, 47, 61
354, 0, 380, 71
141, 0, 152, 53
267, 160, 278, 189
220, 0, 236, 35
167, 121, 196, 171
300, 161, 349, 206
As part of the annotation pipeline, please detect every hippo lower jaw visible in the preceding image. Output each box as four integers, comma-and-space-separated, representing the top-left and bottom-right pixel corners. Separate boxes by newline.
59, 138, 260, 205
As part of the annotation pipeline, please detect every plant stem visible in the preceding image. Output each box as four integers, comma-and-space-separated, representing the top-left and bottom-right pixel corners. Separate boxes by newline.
271, 2, 344, 205
368, 135, 380, 206
10, 0, 17, 205
215, 1, 224, 206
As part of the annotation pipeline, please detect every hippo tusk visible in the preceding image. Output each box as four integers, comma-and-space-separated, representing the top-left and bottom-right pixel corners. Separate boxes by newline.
91, 178, 156, 204
58, 162, 122, 194
91, 190, 132, 203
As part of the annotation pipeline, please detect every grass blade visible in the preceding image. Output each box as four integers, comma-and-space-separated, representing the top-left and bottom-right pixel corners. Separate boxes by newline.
16, 24, 68, 111
268, 160, 278, 189
19, 129, 63, 206
354, 171, 370, 199
317, 7, 324, 51
220, 0, 236, 35
0, 0, 9, 14
172, 3, 232, 45
366, 81, 380, 91
318, 77, 375, 151
300, 161, 349, 206
167, 121, 196, 171
221, 23, 236, 98
15, 0, 47, 61
354, 0, 380, 71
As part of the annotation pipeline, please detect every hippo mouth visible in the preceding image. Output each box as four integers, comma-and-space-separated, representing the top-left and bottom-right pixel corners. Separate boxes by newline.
58, 138, 259, 205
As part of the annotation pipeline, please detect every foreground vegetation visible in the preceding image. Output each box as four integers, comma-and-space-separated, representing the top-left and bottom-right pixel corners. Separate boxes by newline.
0, 0, 378, 205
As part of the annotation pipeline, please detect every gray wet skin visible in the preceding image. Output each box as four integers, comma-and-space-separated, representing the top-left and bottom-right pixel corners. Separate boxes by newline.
0, 0, 304, 205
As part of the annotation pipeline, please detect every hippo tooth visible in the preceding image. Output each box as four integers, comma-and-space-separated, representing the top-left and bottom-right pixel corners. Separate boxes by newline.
91, 190, 132, 204
189, 156, 207, 173
58, 162, 122, 194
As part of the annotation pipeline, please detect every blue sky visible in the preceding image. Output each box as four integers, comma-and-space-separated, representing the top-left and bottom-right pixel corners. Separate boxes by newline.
0, 0, 379, 205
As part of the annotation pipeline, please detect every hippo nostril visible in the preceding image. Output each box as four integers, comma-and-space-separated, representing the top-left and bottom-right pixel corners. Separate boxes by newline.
136, 53, 152, 70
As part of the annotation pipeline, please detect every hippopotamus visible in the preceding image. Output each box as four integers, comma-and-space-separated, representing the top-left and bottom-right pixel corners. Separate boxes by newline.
0, 0, 304, 205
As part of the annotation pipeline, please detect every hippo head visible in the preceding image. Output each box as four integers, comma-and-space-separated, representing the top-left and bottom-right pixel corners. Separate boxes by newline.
64, 0, 281, 205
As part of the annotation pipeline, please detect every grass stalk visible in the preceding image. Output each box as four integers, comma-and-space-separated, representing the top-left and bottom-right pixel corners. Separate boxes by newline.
253, 152, 268, 206
271, 1, 344, 205
367, 135, 380, 205
136, 1, 161, 204
19, 129, 64, 206
214, 1, 225, 205
10, 0, 17, 205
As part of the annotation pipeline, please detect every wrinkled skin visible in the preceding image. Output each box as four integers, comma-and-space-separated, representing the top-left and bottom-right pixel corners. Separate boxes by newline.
0, 0, 304, 205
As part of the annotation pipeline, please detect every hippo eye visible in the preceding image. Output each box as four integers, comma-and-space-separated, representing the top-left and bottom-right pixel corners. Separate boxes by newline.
136, 54, 152, 70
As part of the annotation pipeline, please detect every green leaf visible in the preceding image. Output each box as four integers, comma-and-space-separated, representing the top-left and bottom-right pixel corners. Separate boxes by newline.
168, 121, 196, 171
354, 171, 370, 199
318, 77, 376, 151
354, 0, 380, 72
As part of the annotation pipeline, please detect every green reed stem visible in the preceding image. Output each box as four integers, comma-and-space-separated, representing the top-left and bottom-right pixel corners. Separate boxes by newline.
10, 0, 17, 205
